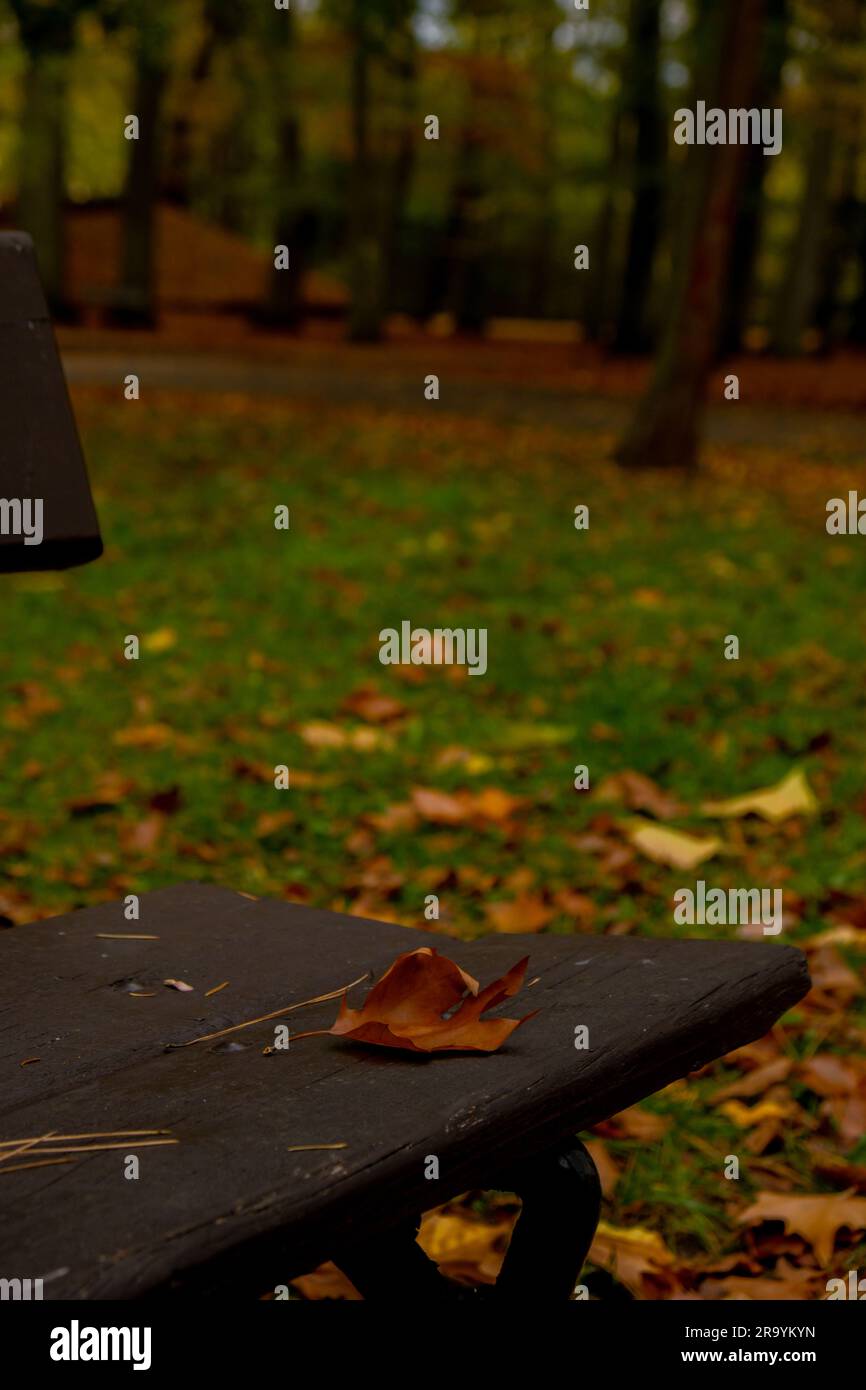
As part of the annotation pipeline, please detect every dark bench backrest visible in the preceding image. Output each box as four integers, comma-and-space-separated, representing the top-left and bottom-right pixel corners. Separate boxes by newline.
0, 232, 102, 572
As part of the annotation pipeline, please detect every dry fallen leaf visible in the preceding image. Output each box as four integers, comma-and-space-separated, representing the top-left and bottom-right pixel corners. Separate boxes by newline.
484, 895, 554, 934
314, 947, 536, 1054
589, 1220, 679, 1298
701, 768, 817, 823
627, 821, 721, 871
737, 1190, 866, 1265
595, 771, 684, 820
340, 687, 407, 724
418, 1203, 516, 1285
411, 786, 467, 824
141, 627, 177, 654
289, 1263, 362, 1300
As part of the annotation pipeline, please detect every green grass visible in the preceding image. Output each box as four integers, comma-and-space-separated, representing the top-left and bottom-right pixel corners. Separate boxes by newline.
3, 387, 865, 1282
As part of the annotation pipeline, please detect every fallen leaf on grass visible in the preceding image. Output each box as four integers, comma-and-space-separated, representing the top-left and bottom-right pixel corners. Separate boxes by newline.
701, 768, 817, 823
299, 722, 389, 751
340, 687, 407, 724
308, 947, 536, 1054
411, 787, 466, 823
595, 1106, 670, 1142
589, 1221, 680, 1298
67, 771, 136, 815
627, 821, 720, 871
718, 1098, 801, 1128
141, 627, 177, 654
418, 1203, 517, 1285
737, 1190, 866, 1265
697, 1258, 826, 1301
113, 723, 174, 749
595, 771, 684, 820
712, 1057, 792, 1101
484, 895, 554, 934
289, 1262, 362, 1300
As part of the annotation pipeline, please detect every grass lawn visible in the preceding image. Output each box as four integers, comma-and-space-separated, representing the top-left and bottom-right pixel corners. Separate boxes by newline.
3, 384, 865, 1295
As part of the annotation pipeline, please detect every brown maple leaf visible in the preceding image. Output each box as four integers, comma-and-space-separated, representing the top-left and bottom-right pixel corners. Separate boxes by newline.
311, 947, 536, 1054
737, 1190, 866, 1265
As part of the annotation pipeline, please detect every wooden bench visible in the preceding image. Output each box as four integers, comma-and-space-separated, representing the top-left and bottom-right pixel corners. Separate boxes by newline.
0, 884, 810, 1299
0, 231, 102, 572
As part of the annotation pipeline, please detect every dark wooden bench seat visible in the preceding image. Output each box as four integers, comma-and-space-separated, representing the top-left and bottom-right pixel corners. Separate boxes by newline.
0, 884, 810, 1299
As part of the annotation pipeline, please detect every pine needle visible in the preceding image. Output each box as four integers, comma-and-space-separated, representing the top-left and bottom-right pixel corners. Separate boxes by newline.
95, 933, 160, 940
0, 1132, 57, 1165
286, 1143, 347, 1153
0, 1129, 173, 1149
1, 1156, 77, 1175
205, 981, 229, 997
10, 1139, 179, 1156
168, 972, 369, 1048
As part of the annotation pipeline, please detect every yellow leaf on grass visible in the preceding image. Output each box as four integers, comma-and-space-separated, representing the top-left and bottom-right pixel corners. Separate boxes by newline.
718, 1099, 796, 1128
142, 628, 176, 654
627, 821, 720, 871
701, 768, 817, 823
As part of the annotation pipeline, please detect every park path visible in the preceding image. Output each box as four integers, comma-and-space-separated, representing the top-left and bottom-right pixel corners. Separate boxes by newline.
61, 344, 866, 459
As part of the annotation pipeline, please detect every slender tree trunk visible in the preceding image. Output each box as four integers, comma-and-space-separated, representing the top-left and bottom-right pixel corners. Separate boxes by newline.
377, 7, 417, 321
528, 2, 558, 318
813, 134, 861, 351
347, 2, 384, 342
163, 32, 217, 206
615, 0, 765, 471
583, 104, 622, 344
445, 17, 488, 335
613, 0, 664, 355
770, 126, 833, 355
113, 56, 166, 327
16, 48, 68, 315
262, 7, 304, 328
718, 0, 787, 356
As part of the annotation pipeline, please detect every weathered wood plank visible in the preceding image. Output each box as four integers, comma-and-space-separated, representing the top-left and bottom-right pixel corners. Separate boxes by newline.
0, 884, 810, 1298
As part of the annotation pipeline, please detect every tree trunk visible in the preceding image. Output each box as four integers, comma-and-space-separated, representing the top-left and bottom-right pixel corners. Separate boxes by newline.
615, 0, 765, 471
769, 126, 833, 356
16, 48, 68, 315
445, 15, 488, 336
583, 104, 622, 345
718, 0, 787, 357
261, 6, 305, 329
113, 56, 166, 327
613, 0, 664, 355
376, 5, 418, 324
347, 2, 384, 342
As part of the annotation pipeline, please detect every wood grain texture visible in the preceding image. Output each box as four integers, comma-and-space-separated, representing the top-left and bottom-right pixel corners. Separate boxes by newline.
0, 232, 102, 572
0, 883, 810, 1298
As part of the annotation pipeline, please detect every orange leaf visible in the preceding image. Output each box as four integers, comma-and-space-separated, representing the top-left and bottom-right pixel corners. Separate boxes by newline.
322, 947, 536, 1054
484, 895, 554, 934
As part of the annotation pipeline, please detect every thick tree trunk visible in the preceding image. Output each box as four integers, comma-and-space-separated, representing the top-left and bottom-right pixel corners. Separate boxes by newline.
613, 0, 664, 355
16, 49, 68, 315
615, 0, 765, 471
113, 58, 166, 327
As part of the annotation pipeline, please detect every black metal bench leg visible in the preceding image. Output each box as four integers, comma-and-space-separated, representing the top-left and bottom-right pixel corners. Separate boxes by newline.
333, 1138, 601, 1301
493, 1139, 602, 1299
